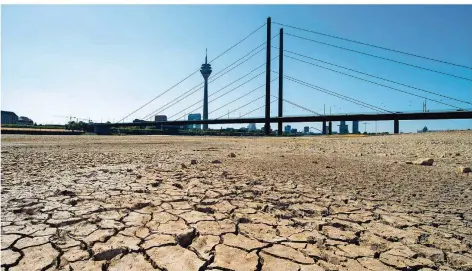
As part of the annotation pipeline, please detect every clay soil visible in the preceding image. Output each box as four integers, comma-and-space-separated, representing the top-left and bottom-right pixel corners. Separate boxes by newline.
1, 132, 472, 271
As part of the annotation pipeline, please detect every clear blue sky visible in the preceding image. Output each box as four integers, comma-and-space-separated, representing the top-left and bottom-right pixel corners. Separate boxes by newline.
2, 5, 471, 133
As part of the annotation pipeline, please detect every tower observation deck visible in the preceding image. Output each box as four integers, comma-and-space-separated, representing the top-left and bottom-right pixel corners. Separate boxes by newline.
200, 49, 212, 130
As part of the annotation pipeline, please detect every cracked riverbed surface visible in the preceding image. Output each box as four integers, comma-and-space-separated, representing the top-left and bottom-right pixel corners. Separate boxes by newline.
1, 133, 472, 271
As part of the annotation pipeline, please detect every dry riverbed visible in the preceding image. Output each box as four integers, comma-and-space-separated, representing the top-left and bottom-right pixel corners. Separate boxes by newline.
1, 132, 472, 271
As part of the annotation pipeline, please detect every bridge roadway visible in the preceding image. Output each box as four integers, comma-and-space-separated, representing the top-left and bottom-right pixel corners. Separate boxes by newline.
93, 110, 472, 134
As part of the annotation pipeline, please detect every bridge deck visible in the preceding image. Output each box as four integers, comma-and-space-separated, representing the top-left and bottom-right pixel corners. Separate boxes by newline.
96, 111, 472, 127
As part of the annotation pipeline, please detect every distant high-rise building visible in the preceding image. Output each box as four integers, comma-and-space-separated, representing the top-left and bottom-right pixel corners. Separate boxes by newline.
284, 125, 291, 133
248, 123, 257, 131
291, 128, 298, 134
304, 126, 309, 134
200, 49, 212, 130
188, 113, 202, 130
352, 120, 359, 134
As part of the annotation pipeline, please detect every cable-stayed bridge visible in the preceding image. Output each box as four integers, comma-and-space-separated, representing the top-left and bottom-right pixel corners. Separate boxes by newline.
92, 17, 472, 135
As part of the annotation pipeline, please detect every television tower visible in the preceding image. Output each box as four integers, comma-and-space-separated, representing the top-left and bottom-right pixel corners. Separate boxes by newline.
200, 49, 212, 130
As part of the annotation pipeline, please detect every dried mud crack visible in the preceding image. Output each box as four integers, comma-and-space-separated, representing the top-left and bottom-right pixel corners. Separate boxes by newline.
1, 132, 472, 271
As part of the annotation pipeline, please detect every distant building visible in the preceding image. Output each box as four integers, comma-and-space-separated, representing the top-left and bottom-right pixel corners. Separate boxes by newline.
291, 128, 298, 134
248, 123, 257, 131
188, 113, 201, 130
1, 111, 19, 125
352, 121, 360, 134
18, 116, 34, 125
133, 119, 145, 123
304, 126, 309, 134
284, 125, 291, 133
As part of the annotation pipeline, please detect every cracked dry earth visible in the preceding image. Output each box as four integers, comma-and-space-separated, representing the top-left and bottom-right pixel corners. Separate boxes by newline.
1, 132, 472, 271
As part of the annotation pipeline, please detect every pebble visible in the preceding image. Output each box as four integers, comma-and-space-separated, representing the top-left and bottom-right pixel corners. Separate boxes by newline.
413, 158, 434, 166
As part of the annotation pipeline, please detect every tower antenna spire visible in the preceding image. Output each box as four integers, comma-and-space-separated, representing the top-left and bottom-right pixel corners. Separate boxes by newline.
200, 47, 212, 130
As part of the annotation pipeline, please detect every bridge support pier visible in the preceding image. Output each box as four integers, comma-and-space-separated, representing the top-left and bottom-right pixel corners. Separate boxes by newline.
394, 119, 399, 134
94, 125, 111, 135
328, 121, 332, 135
322, 121, 326, 135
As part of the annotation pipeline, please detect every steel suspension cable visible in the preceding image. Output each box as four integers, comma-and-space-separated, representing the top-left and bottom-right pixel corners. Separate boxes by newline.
273, 21, 472, 70
238, 99, 278, 119
285, 33, 472, 82
142, 34, 280, 120
117, 69, 200, 123
208, 23, 266, 64
171, 55, 279, 120
117, 22, 267, 123
282, 73, 393, 113
171, 69, 267, 121
286, 76, 391, 113
209, 78, 277, 116
284, 54, 464, 110
142, 46, 266, 120
271, 94, 321, 115
278, 48, 472, 107
216, 95, 265, 119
